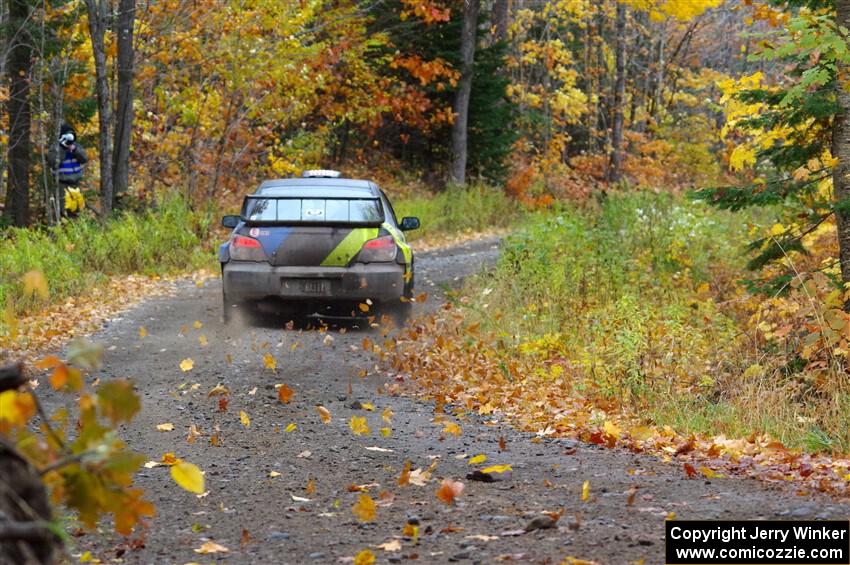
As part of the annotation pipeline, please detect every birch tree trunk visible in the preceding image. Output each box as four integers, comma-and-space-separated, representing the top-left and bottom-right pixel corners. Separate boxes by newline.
449, 0, 480, 186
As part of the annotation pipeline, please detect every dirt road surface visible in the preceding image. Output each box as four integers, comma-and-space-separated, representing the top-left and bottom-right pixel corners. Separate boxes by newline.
67, 237, 849, 564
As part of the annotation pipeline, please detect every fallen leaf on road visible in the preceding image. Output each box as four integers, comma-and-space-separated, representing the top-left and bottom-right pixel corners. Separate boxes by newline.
276, 383, 293, 403
348, 483, 380, 492
193, 320, 202, 330
469, 454, 488, 465
435, 478, 464, 504
323, 334, 334, 346
684, 463, 697, 477
350, 415, 370, 436
306, 478, 316, 494
156, 423, 174, 432
354, 549, 375, 565
240, 528, 252, 547
179, 358, 194, 372
240, 410, 250, 427
626, 486, 638, 506
291, 495, 311, 502
402, 523, 419, 543
382, 407, 393, 423
143, 461, 161, 468
700, 466, 723, 479
194, 541, 228, 554
376, 539, 401, 552
218, 397, 228, 412
352, 494, 376, 522
208, 384, 229, 396
466, 534, 498, 542
316, 405, 332, 423
199, 335, 208, 347
380, 427, 392, 437
171, 461, 205, 494
499, 436, 507, 451
362, 402, 374, 411
139, 327, 147, 339
603, 420, 621, 439
297, 450, 312, 458
187, 424, 202, 444
442, 421, 462, 436
364, 446, 392, 452
398, 461, 412, 486
269, 471, 281, 478
284, 423, 297, 433
582, 480, 590, 502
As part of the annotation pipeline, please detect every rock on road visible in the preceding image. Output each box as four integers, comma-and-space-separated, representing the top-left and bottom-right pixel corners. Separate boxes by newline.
74, 237, 848, 564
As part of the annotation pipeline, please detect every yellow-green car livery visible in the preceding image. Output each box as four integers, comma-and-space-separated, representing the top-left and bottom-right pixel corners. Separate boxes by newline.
219, 171, 419, 322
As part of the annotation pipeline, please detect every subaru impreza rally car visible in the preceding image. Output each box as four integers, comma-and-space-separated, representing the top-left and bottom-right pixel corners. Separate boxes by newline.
219, 171, 419, 322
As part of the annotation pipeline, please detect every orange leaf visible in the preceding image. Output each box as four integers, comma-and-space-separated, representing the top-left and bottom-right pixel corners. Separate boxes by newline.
316, 405, 332, 423
435, 478, 464, 504
351, 494, 376, 522
398, 460, 412, 486
277, 383, 294, 404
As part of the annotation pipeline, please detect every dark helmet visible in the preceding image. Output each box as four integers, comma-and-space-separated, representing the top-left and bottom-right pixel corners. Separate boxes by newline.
60, 123, 76, 137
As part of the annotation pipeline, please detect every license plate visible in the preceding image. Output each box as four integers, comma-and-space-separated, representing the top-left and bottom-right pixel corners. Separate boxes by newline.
303, 280, 329, 294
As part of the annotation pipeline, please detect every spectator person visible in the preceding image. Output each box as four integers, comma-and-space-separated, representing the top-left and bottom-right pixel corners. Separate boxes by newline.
47, 123, 88, 217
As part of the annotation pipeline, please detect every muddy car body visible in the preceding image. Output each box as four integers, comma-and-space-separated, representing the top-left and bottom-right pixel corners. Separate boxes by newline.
219, 172, 419, 321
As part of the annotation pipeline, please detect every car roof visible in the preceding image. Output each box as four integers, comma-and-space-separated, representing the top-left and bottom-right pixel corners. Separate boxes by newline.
253, 178, 381, 199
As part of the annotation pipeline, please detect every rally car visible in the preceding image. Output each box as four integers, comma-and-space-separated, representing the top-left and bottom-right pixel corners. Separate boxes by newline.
219, 170, 419, 323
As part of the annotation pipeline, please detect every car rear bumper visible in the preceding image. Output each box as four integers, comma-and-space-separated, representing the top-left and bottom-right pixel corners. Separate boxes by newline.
223, 261, 406, 302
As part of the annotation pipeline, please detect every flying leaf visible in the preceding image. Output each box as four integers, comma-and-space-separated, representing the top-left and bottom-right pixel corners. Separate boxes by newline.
277, 383, 293, 403
350, 415, 370, 436
603, 421, 621, 439
581, 480, 590, 502
306, 478, 316, 494
352, 494, 376, 522
403, 523, 419, 543
22, 270, 49, 300
199, 335, 208, 347
269, 471, 282, 478
180, 358, 194, 372
156, 423, 175, 432
139, 327, 147, 339
208, 384, 230, 396
240, 528, 252, 548
354, 549, 376, 565
361, 402, 374, 411
240, 410, 251, 427
468, 454, 488, 465
284, 422, 297, 433
316, 405, 332, 423
380, 427, 392, 437
382, 407, 393, 423
398, 461, 412, 486
480, 464, 512, 474
264, 352, 277, 371
358, 303, 370, 313
171, 461, 205, 494
499, 436, 506, 451
193, 320, 203, 330
435, 478, 464, 504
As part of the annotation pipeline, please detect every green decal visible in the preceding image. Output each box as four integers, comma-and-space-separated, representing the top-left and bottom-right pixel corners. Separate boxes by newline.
320, 227, 379, 266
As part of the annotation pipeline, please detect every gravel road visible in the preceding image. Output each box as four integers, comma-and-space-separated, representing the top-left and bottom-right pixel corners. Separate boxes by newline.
69, 237, 849, 564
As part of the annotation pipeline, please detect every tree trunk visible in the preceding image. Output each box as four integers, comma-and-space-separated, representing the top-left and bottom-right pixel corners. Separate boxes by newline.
493, 0, 508, 42
833, 0, 850, 306
449, 0, 479, 186
607, 0, 627, 184
84, 0, 114, 216
648, 30, 665, 122
112, 0, 135, 208
4, 0, 33, 227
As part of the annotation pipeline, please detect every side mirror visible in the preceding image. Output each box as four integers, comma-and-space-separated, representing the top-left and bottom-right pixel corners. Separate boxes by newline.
222, 215, 240, 229
399, 216, 420, 231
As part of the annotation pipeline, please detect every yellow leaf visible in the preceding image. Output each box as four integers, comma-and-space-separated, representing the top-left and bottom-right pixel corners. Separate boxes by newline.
361, 402, 374, 411
350, 415, 370, 436
581, 480, 590, 502
22, 270, 48, 300
199, 335, 208, 347
380, 427, 392, 437
468, 454, 488, 465
269, 471, 282, 478
0, 391, 36, 427
402, 523, 419, 543
161, 452, 179, 465
603, 421, 621, 439
139, 327, 147, 339
316, 405, 332, 423
729, 144, 757, 172
382, 407, 393, 423
240, 410, 251, 427
358, 303, 370, 313
156, 422, 175, 432
699, 466, 723, 479
193, 541, 228, 554
442, 421, 461, 436
171, 461, 205, 494
193, 320, 203, 330
352, 494, 376, 522
666, 511, 677, 520
263, 352, 277, 371
376, 539, 402, 552
180, 358, 194, 372
354, 549, 376, 565
306, 478, 316, 494
480, 464, 512, 474
284, 422, 297, 433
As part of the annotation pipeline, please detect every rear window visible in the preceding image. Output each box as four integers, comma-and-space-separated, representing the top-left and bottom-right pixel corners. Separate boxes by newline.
242, 197, 384, 224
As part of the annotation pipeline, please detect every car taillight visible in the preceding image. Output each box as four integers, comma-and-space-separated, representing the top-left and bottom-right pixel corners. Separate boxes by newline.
232, 235, 261, 248
230, 235, 266, 261
359, 235, 397, 263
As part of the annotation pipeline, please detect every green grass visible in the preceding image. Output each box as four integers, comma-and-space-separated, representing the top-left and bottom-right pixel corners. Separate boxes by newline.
0, 195, 216, 318
455, 191, 850, 453
394, 183, 522, 243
